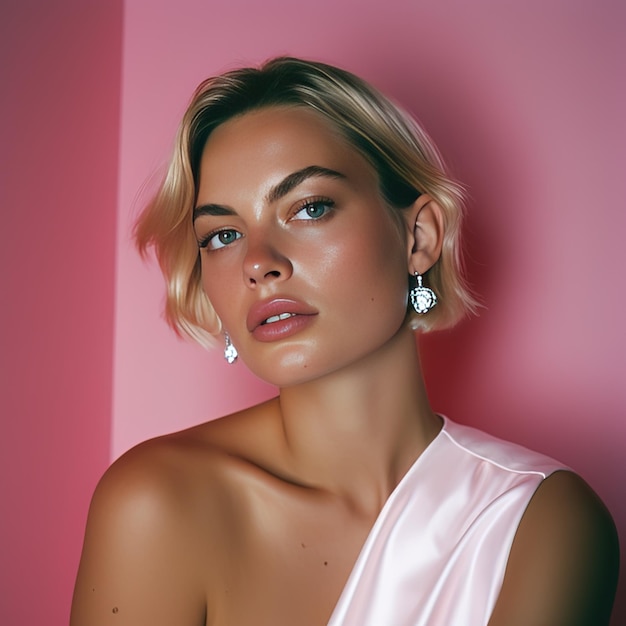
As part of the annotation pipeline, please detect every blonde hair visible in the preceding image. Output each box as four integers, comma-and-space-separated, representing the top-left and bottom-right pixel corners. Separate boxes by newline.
135, 56, 478, 347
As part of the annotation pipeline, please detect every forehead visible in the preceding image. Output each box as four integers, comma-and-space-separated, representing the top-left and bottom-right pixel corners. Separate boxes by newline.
197, 107, 376, 200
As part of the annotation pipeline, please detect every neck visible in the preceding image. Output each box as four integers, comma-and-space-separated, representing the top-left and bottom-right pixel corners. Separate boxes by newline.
275, 325, 440, 514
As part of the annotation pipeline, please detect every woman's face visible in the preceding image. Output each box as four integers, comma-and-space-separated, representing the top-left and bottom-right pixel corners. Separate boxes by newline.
193, 106, 412, 386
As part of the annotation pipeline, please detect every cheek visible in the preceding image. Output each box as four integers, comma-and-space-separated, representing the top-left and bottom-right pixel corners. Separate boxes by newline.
325, 223, 408, 317
359, 217, 407, 280
364, 228, 409, 314
200, 259, 237, 322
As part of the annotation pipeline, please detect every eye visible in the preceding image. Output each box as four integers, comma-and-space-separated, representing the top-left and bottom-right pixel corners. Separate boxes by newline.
292, 198, 335, 221
198, 228, 242, 250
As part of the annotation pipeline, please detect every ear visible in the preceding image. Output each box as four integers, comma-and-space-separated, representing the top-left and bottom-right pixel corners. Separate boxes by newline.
404, 194, 444, 275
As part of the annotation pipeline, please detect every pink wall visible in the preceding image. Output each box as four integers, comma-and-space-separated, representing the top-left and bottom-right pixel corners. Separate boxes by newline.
0, 0, 122, 623
115, 1, 625, 620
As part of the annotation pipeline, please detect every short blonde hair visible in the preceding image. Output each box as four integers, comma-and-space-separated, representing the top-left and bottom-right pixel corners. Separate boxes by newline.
135, 56, 477, 347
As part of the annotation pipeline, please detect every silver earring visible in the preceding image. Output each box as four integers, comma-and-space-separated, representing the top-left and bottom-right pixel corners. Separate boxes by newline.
410, 272, 437, 314
224, 332, 238, 364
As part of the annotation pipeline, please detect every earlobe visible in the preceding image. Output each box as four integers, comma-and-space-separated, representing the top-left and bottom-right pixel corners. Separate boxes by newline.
405, 195, 444, 275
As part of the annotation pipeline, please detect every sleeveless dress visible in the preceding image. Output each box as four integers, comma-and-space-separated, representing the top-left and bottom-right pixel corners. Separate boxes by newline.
327, 416, 566, 625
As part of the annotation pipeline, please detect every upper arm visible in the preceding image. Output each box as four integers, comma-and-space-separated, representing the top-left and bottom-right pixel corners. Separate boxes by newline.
488, 471, 619, 626
70, 449, 208, 626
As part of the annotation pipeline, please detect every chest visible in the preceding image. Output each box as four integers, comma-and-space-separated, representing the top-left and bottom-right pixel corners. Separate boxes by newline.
204, 485, 375, 626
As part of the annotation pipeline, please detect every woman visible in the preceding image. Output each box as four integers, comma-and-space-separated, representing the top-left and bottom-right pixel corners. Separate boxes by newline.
71, 57, 618, 625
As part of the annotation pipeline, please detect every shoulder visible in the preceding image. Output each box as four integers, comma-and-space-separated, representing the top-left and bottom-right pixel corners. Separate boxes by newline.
88, 430, 223, 530
85, 398, 281, 543
94, 395, 282, 508
489, 470, 619, 626
441, 417, 565, 476
71, 400, 281, 625
71, 433, 219, 624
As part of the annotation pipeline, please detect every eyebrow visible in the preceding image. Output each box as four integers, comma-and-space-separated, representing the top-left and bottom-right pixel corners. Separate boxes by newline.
192, 203, 235, 222
265, 165, 346, 204
193, 165, 346, 223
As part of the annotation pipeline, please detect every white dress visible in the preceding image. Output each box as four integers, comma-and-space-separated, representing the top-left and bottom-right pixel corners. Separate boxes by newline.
327, 416, 565, 625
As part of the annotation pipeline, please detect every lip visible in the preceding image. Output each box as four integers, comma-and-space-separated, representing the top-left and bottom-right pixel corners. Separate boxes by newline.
246, 297, 318, 337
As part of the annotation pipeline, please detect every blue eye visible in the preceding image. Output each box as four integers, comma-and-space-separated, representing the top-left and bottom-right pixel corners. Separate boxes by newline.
294, 199, 335, 220
199, 229, 242, 250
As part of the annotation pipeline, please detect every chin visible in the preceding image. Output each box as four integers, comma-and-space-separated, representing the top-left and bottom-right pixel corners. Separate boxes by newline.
247, 360, 322, 389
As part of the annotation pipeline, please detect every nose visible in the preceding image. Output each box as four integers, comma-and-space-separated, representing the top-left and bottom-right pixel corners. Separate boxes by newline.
243, 236, 293, 287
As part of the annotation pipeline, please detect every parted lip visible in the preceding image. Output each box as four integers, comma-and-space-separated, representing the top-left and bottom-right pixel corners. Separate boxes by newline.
246, 297, 318, 332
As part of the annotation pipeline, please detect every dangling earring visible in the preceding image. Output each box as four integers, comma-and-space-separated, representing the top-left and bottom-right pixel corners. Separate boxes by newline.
410, 272, 438, 314
224, 332, 238, 364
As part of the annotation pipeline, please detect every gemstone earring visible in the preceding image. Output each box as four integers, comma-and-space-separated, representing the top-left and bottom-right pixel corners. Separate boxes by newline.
224, 332, 238, 364
410, 272, 437, 314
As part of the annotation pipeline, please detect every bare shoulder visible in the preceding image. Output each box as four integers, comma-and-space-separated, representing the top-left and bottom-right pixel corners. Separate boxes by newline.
489, 470, 620, 626
71, 398, 280, 626
86, 395, 281, 527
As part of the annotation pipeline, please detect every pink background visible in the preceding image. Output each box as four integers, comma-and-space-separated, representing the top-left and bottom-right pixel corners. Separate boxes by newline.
2, 0, 624, 623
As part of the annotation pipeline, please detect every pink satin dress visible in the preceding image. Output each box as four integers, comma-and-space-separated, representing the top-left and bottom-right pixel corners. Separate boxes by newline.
327, 416, 565, 625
